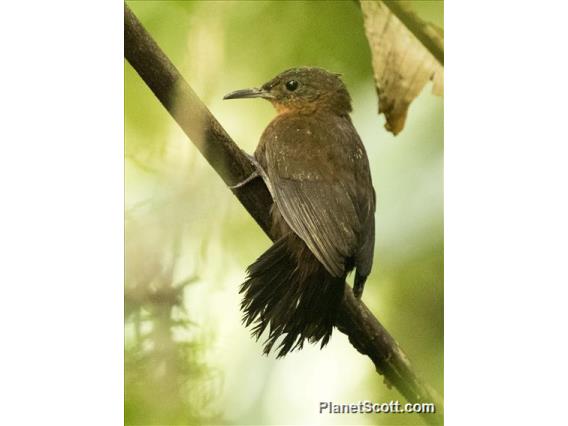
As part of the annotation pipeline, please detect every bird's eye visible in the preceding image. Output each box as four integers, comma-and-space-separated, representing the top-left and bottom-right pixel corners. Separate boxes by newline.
285, 80, 299, 91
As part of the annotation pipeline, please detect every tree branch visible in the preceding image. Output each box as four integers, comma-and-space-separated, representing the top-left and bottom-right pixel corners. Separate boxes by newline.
382, 0, 444, 65
124, 4, 442, 424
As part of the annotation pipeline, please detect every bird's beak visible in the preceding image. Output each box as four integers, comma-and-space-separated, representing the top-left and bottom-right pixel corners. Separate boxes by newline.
223, 87, 273, 100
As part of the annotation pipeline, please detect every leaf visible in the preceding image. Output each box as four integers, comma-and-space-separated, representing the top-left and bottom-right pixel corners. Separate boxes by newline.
360, 0, 444, 135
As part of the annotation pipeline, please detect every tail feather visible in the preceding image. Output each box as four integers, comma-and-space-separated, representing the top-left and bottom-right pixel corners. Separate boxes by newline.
240, 235, 345, 357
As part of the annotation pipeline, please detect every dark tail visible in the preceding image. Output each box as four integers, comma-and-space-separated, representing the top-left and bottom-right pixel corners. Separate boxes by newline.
240, 235, 345, 357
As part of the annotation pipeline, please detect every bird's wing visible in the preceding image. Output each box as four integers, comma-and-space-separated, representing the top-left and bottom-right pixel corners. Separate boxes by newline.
261, 116, 369, 277
269, 177, 358, 277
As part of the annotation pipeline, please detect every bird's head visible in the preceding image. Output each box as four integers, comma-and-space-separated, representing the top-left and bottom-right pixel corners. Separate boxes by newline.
223, 67, 352, 115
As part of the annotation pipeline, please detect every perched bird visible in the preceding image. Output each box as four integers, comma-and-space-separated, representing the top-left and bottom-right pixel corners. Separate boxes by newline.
224, 67, 375, 357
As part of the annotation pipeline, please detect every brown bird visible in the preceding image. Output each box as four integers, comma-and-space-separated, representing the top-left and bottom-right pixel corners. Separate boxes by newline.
224, 67, 375, 357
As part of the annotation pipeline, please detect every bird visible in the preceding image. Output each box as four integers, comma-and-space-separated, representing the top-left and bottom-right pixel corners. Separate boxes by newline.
223, 67, 375, 357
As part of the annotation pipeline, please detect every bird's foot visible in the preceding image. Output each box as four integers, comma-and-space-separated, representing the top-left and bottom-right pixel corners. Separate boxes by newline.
229, 151, 274, 198
353, 274, 366, 300
229, 169, 260, 189
230, 151, 262, 189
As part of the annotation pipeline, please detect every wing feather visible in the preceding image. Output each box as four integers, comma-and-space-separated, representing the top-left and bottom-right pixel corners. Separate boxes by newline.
258, 113, 374, 278
269, 175, 359, 277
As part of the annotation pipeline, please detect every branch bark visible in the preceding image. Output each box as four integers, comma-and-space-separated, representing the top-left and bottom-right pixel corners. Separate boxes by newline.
124, 4, 443, 424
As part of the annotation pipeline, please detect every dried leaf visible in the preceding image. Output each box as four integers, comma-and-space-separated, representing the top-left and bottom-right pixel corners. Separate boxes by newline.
360, 0, 444, 135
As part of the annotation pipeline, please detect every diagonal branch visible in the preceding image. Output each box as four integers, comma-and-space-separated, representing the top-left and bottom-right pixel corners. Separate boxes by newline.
382, 0, 444, 66
124, 4, 442, 424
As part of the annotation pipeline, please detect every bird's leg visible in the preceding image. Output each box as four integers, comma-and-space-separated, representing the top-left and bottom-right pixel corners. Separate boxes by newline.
230, 151, 274, 198
229, 152, 261, 189
353, 272, 367, 299
229, 169, 260, 189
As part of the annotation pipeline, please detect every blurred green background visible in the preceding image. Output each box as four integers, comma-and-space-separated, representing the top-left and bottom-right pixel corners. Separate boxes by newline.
125, 1, 443, 425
